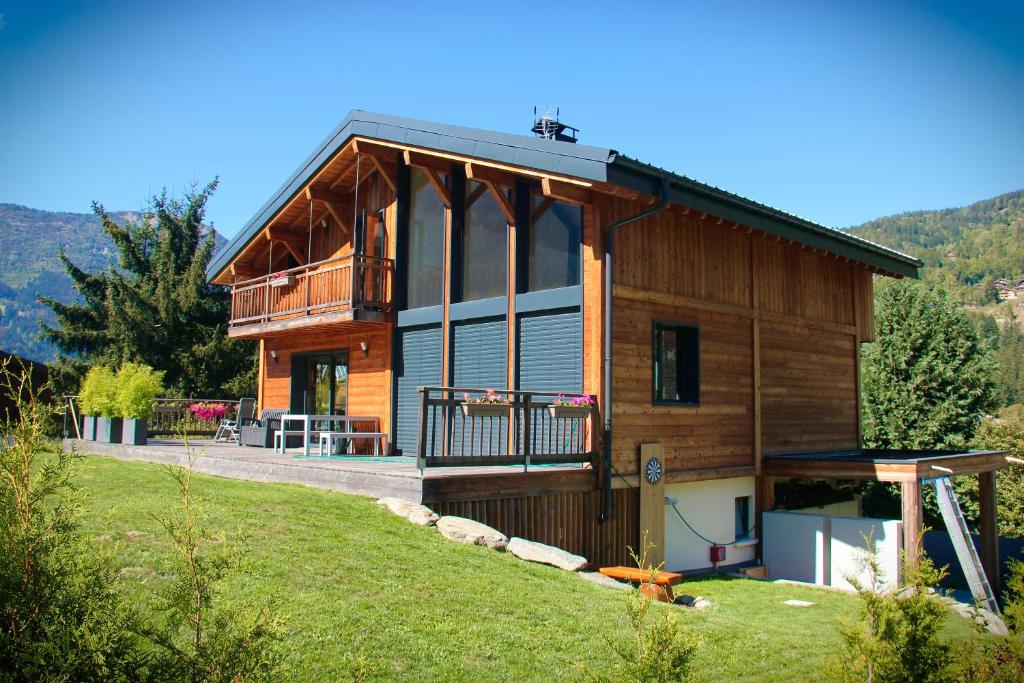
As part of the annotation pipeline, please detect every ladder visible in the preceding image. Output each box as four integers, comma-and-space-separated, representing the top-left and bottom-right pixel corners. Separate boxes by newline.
932, 477, 999, 614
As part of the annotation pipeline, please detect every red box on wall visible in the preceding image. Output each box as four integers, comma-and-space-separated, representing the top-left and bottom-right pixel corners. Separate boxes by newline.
710, 545, 727, 563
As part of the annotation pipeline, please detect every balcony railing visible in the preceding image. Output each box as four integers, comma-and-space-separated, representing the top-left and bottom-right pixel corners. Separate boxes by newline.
229, 254, 393, 330
416, 387, 598, 472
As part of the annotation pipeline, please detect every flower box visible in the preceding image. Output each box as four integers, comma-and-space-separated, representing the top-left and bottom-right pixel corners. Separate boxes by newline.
547, 405, 592, 419
121, 417, 148, 446
82, 415, 97, 440
269, 274, 295, 288
96, 417, 123, 444
461, 402, 513, 419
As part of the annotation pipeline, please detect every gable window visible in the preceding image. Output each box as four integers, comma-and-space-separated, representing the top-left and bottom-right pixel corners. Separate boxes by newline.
461, 180, 508, 301
526, 195, 581, 292
406, 168, 446, 309
653, 322, 700, 405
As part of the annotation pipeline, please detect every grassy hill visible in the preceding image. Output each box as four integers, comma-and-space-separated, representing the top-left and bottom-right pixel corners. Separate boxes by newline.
0, 203, 224, 363
845, 189, 1024, 305
75, 452, 975, 682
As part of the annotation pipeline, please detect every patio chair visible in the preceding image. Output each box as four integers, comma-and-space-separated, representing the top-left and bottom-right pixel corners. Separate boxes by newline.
239, 408, 301, 449
215, 398, 256, 444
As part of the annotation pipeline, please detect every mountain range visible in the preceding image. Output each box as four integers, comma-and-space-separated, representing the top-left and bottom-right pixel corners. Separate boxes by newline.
0, 203, 224, 362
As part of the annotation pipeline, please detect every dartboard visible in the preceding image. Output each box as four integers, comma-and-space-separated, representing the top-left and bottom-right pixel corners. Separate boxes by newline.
645, 456, 664, 485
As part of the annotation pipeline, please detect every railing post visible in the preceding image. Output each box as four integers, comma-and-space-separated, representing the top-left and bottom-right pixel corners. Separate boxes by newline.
305, 270, 311, 316
263, 278, 270, 323
417, 387, 429, 475
522, 393, 532, 473
351, 255, 360, 308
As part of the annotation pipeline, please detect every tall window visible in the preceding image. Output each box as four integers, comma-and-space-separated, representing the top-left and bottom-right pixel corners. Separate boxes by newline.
406, 168, 446, 309
528, 195, 581, 291
653, 322, 700, 405
461, 180, 508, 301
305, 351, 348, 415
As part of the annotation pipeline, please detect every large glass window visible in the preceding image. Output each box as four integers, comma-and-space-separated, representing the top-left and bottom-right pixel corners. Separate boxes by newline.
406, 168, 446, 309
305, 351, 348, 415
653, 322, 700, 405
528, 196, 581, 291
462, 180, 508, 301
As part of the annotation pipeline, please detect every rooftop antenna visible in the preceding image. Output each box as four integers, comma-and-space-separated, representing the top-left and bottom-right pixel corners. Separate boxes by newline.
532, 106, 578, 143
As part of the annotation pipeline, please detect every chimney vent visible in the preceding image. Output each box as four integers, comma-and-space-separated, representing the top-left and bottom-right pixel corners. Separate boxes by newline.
532, 106, 578, 143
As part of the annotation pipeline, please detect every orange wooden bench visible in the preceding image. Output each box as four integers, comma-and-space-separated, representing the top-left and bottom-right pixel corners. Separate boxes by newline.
599, 566, 683, 602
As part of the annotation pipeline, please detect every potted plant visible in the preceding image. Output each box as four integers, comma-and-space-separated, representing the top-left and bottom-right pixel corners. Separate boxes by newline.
81, 366, 121, 443
117, 362, 165, 445
461, 390, 512, 419
269, 271, 295, 288
548, 394, 595, 419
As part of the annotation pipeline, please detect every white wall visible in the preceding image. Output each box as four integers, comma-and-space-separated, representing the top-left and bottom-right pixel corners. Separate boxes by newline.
664, 477, 756, 572
792, 499, 861, 517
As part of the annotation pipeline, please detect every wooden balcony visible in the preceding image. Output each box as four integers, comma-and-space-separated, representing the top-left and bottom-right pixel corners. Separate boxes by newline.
228, 254, 393, 338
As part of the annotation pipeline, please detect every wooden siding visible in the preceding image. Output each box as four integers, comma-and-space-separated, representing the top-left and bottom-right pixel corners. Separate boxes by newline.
602, 198, 867, 476
431, 487, 639, 568
260, 325, 392, 436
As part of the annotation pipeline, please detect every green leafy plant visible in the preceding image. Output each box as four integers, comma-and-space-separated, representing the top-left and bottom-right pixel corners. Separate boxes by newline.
954, 558, 1024, 682
79, 365, 119, 417
144, 425, 285, 682
0, 355, 145, 680
116, 362, 165, 420
579, 532, 700, 682
834, 532, 952, 683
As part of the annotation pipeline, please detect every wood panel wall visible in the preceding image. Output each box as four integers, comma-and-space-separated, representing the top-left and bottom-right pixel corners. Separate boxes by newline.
597, 197, 872, 477
431, 487, 639, 567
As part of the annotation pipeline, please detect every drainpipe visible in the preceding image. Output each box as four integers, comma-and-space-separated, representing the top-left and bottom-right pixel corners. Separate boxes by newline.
600, 176, 671, 522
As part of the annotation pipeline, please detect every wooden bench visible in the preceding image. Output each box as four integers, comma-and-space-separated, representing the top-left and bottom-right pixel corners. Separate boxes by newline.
318, 431, 389, 456
598, 566, 684, 602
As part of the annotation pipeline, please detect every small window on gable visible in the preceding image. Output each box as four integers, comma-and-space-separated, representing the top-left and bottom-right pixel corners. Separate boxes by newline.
653, 322, 699, 405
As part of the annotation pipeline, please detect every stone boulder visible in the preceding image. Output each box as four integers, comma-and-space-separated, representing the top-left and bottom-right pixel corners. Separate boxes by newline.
376, 497, 439, 527
507, 537, 587, 571
436, 516, 508, 550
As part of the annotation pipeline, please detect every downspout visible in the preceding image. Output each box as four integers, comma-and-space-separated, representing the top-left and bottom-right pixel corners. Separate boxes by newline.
600, 175, 671, 522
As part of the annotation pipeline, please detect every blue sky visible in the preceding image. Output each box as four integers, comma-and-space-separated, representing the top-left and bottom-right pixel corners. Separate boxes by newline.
1, 1, 1022, 238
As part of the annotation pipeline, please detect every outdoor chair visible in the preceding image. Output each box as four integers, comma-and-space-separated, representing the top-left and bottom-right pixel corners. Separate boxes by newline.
239, 408, 301, 449
215, 397, 256, 444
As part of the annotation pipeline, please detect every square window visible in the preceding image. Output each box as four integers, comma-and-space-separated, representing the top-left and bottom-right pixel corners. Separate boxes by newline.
653, 322, 699, 405
735, 495, 752, 540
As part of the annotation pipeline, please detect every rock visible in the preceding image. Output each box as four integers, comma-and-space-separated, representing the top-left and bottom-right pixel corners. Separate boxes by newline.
376, 497, 439, 526
436, 516, 508, 550
580, 572, 630, 590
507, 537, 587, 571
675, 595, 713, 609
691, 597, 713, 610
947, 601, 1008, 636
783, 599, 815, 608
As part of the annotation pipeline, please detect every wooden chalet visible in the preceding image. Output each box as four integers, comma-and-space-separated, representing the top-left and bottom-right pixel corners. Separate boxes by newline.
208, 111, 1004, 579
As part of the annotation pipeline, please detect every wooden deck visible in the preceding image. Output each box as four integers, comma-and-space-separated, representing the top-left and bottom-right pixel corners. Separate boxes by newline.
67, 438, 594, 504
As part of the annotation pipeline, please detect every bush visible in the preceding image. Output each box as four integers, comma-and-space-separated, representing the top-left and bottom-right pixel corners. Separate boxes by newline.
0, 356, 146, 680
954, 558, 1024, 682
79, 365, 119, 417
116, 363, 165, 420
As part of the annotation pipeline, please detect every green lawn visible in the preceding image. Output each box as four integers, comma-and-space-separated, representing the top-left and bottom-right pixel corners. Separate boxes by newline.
75, 453, 968, 681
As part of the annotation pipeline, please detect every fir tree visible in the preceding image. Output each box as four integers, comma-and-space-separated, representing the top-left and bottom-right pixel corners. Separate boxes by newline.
38, 181, 256, 398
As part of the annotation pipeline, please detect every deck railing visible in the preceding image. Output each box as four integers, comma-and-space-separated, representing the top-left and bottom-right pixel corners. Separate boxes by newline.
63, 396, 242, 438
229, 253, 393, 329
415, 386, 598, 472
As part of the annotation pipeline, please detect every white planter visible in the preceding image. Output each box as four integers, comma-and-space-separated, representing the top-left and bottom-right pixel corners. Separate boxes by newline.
269, 275, 295, 288
547, 405, 591, 420
461, 403, 512, 419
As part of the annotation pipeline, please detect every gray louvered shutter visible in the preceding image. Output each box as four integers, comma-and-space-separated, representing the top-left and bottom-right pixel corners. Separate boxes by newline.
517, 308, 582, 392
394, 325, 443, 455
451, 317, 508, 455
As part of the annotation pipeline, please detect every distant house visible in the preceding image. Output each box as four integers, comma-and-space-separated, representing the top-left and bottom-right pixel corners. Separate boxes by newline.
207, 112, 1002, 578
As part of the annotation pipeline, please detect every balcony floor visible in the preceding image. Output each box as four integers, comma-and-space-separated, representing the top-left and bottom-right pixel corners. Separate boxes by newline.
228, 309, 389, 339
67, 438, 591, 504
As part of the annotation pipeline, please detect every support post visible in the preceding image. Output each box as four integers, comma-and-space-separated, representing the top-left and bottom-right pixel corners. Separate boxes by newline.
522, 393, 532, 473
639, 442, 666, 569
978, 470, 1000, 592
901, 479, 923, 571
755, 475, 774, 561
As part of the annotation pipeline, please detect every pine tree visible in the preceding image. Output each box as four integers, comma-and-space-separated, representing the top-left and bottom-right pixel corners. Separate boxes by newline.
862, 279, 998, 450
38, 181, 256, 398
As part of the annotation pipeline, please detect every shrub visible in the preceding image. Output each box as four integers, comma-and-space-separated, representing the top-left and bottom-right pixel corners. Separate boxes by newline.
116, 362, 165, 420
835, 533, 952, 683
79, 365, 119, 417
0, 356, 146, 680
954, 558, 1024, 682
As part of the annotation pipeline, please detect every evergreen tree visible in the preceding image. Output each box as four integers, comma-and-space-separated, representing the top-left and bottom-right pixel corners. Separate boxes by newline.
38, 181, 256, 398
862, 279, 998, 450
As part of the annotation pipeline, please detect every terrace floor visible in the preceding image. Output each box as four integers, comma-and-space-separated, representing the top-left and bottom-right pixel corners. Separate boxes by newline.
66, 438, 593, 504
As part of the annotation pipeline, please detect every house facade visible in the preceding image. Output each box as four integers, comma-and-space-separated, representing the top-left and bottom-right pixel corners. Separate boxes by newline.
208, 111, 925, 571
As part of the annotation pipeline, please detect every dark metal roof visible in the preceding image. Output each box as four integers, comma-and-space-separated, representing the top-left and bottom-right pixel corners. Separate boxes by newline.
208, 110, 922, 280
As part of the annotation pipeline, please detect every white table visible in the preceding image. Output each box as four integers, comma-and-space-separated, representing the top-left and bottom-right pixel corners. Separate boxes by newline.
278, 414, 380, 456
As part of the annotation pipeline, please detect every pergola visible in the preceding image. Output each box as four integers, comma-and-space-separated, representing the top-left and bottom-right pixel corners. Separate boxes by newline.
763, 448, 1008, 587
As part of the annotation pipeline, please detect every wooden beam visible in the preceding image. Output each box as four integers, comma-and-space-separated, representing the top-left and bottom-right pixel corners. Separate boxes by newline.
305, 183, 350, 207
978, 470, 1000, 592
367, 155, 397, 193
424, 168, 452, 207
530, 197, 555, 225
466, 163, 515, 223
320, 201, 351, 234
266, 226, 307, 265
465, 182, 488, 208
901, 479, 923, 572
541, 177, 592, 205
403, 149, 452, 174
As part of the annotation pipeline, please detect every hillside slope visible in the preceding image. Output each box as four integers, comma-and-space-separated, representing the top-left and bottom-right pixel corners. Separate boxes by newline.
0, 203, 224, 362
846, 189, 1024, 303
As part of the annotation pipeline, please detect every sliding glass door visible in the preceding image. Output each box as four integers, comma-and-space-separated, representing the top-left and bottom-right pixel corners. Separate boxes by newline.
305, 351, 348, 415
